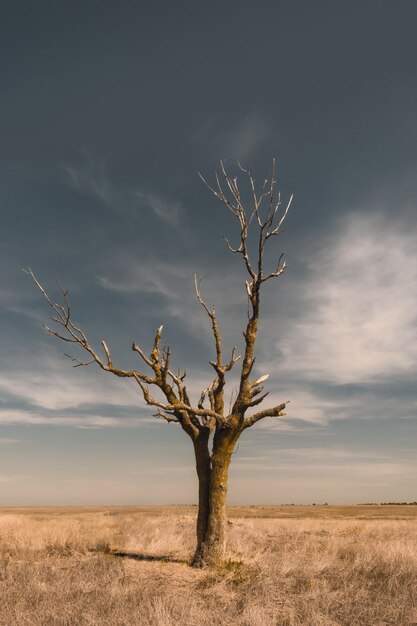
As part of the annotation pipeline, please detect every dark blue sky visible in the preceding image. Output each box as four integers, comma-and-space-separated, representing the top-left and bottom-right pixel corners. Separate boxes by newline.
1, 1, 417, 504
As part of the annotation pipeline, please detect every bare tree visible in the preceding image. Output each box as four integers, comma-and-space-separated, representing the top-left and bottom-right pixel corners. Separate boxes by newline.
27, 161, 292, 567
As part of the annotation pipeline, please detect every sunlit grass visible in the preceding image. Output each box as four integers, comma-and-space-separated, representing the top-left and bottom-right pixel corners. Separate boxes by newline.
0, 506, 416, 625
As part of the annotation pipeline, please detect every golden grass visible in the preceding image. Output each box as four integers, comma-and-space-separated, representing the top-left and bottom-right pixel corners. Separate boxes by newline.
0, 506, 416, 625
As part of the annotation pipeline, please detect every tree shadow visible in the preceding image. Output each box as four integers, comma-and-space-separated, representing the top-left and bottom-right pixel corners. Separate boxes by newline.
110, 550, 186, 564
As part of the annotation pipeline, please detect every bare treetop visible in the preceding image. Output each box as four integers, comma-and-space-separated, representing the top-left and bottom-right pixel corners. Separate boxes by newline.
27, 160, 292, 567
199, 160, 292, 284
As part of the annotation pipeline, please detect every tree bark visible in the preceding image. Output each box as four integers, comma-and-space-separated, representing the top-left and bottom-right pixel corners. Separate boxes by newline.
192, 431, 235, 567
192, 431, 211, 567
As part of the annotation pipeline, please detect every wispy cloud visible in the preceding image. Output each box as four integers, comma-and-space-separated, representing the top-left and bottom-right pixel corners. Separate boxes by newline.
134, 190, 182, 226
98, 256, 247, 343
61, 156, 183, 226
0, 348, 179, 428
233, 460, 415, 478
223, 114, 269, 161
251, 390, 350, 429
62, 159, 114, 207
233, 446, 417, 478
195, 113, 269, 161
277, 212, 417, 385
0, 474, 34, 484
0, 408, 154, 428
0, 358, 140, 411
98, 258, 186, 298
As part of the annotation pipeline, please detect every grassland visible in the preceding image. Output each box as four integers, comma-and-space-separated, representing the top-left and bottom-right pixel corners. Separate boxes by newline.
0, 505, 416, 625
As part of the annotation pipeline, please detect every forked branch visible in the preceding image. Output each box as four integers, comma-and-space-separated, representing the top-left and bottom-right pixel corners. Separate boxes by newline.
200, 160, 291, 424
26, 268, 229, 438
194, 275, 241, 419
244, 401, 289, 429
200, 159, 291, 290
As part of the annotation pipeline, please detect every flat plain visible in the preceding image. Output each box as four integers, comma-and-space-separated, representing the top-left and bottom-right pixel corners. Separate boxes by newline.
1, 505, 416, 626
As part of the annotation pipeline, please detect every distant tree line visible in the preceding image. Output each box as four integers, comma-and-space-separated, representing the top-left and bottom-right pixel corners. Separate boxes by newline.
359, 502, 417, 506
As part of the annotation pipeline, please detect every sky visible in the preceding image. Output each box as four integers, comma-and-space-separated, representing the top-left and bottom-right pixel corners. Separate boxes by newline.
1, 0, 417, 505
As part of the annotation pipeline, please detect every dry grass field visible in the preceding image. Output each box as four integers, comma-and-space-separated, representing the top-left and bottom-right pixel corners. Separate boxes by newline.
1, 505, 416, 626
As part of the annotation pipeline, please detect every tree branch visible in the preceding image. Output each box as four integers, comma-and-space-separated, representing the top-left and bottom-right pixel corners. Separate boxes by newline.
153, 410, 180, 424
26, 269, 229, 438
200, 161, 292, 423
243, 401, 289, 429
194, 275, 223, 367
194, 275, 242, 419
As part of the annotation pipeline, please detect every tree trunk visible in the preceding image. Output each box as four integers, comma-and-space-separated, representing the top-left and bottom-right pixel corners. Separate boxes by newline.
192, 432, 211, 567
192, 434, 233, 567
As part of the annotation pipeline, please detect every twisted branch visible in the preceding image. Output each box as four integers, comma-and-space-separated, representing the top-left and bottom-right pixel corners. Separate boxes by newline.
26, 268, 229, 438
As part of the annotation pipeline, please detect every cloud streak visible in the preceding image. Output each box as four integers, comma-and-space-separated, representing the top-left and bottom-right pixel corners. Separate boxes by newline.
278, 212, 417, 385
195, 113, 269, 161
0, 358, 141, 411
0, 475, 34, 484
233, 445, 417, 479
97, 255, 248, 346
0, 408, 155, 428
62, 157, 183, 226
